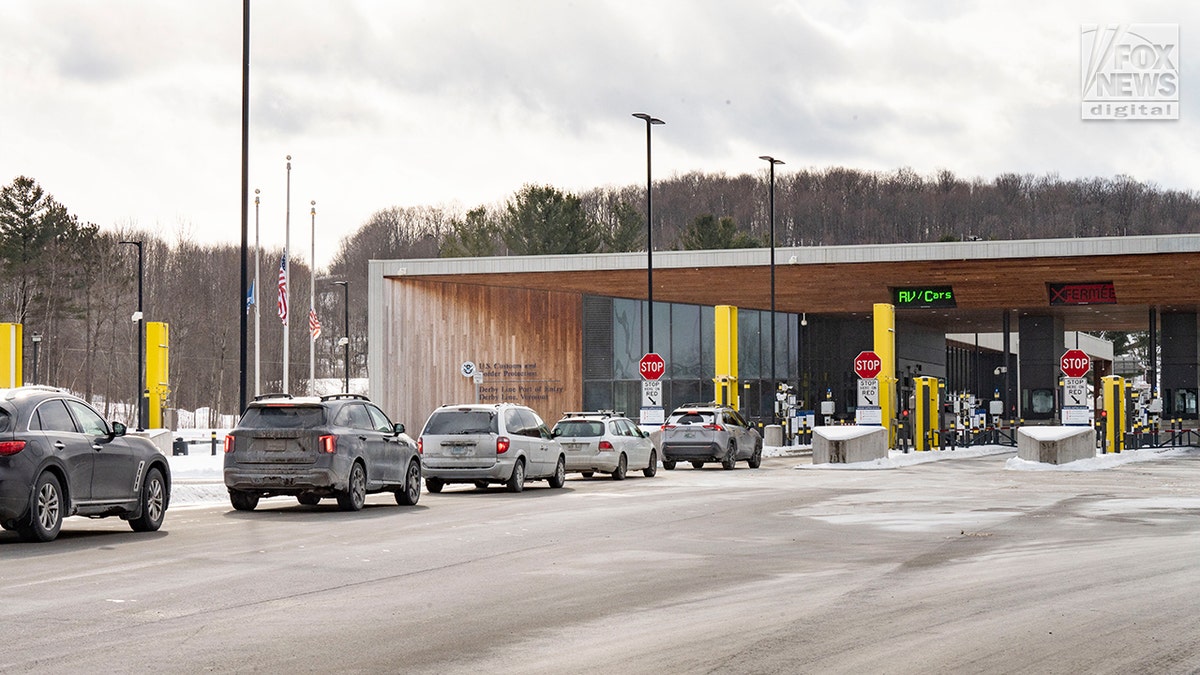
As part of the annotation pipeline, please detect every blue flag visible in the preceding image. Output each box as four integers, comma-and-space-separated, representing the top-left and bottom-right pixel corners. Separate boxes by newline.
246, 280, 255, 315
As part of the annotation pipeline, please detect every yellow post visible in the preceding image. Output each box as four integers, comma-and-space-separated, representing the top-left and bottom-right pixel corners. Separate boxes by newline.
1102, 375, 1124, 453
0, 323, 23, 388
913, 376, 940, 451
146, 321, 170, 429
873, 303, 896, 446
714, 305, 739, 409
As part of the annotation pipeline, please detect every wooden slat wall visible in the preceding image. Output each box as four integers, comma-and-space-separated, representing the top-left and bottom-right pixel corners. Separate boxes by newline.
381, 279, 583, 431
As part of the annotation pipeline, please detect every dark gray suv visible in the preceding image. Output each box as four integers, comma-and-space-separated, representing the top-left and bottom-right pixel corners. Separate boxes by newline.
0, 386, 170, 542
224, 393, 421, 511
657, 403, 763, 470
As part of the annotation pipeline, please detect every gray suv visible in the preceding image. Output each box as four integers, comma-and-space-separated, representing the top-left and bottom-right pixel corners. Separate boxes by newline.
658, 403, 763, 470
418, 403, 566, 493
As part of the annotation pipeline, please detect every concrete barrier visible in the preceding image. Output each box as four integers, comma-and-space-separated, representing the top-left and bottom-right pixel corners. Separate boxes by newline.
812, 426, 888, 464
130, 428, 173, 456
764, 424, 784, 447
1017, 426, 1096, 465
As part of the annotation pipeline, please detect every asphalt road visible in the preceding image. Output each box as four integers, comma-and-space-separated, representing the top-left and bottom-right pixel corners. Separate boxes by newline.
3, 452, 1200, 674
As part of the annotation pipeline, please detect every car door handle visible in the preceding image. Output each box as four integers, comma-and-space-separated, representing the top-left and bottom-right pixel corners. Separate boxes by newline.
93, 444, 103, 451
54, 441, 65, 449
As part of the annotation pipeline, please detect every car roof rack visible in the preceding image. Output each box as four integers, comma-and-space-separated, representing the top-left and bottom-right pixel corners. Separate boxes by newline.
320, 393, 369, 402
253, 392, 293, 401
560, 410, 625, 419
3, 385, 65, 401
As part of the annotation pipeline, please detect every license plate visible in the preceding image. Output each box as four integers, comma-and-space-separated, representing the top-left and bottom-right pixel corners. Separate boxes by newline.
450, 446, 473, 457
266, 439, 287, 452
684, 432, 695, 439
564, 443, 582, 452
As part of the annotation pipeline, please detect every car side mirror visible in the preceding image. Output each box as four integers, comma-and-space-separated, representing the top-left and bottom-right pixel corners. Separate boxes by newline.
393, 422, 406, 436
111, 421, 127, 437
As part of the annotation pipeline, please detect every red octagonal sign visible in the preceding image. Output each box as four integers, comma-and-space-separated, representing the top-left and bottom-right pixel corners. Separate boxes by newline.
854, 350, 882, 379
640, 352, 666, 381
1061, 349, 1091, 378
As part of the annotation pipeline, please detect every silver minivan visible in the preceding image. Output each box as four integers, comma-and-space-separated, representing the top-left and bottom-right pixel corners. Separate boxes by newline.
418, 403, 566, 493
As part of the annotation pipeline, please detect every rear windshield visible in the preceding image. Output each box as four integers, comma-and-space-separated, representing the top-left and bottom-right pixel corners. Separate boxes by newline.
668, 411, 714, 425
240, 405, 326, 429
0, 409, 10, 433
553, 420, 604, 437
423, 409, 498, 435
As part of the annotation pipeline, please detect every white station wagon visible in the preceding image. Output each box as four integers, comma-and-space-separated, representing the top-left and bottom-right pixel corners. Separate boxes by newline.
551, 411, 658, 480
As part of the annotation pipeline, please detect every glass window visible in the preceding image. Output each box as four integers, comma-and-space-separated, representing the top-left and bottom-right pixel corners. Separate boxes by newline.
554, 420, 604, 437
340, 404, 374, 431
423, 409, 496, 435
583, 381, 613, 411
365, 404, 394, 432
503, 409, 527, 436
739, 309, 761, 380
241, 405, 326, 429
0, 409, 10, 433
613, 298, 642, 380
66, 400, 109, 436
34, 399, 77, 433
1030, 389, 1055, 414
670, 303, 701, 380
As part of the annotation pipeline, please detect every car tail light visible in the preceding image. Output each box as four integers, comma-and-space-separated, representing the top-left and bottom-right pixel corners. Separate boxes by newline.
703, 423, 725, 432
319, 435, 336, 454
417, 437, 424, 454
0, 440, 26, 456
661, 424, 676, 430
496, 436, 510, 454
223, 436, 234, 453
598, 440, 614, 451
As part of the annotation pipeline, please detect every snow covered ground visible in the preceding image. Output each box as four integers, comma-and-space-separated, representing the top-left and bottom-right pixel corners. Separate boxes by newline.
168, 438, 1200, 507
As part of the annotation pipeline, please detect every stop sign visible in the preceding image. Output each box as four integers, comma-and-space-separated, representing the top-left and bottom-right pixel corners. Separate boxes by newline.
639, 352, 666, 380
853, 351, 882, 379
1061, 349, 1091, 378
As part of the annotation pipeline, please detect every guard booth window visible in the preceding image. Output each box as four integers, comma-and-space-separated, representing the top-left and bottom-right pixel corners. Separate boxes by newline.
1170, 388, 1197, 416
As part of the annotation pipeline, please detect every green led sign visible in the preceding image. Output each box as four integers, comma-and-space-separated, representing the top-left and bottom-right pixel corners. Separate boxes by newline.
893, 286, 957, 309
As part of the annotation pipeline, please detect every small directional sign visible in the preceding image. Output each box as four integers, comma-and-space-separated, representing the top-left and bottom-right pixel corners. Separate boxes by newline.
1063, 377, 1088, 406
857, 378, 879, 407
641, 379, 662, 407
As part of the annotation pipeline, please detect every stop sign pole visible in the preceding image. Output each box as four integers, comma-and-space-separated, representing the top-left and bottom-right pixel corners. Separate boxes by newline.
639, 353, 666, 425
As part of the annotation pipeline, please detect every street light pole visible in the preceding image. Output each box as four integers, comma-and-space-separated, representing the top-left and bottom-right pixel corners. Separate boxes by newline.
760, 155, 784, 420
632, 112, 664, 354
334, 281, 349, 393
119, 240, 145, 430
30, 332, 41, 385
309, 200, 316, 395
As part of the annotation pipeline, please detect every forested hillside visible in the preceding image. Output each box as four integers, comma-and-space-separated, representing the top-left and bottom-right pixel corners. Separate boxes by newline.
4, 167, 1197, 423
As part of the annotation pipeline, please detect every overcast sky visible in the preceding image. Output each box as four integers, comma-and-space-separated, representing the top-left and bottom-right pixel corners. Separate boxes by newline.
1, 1, 1196, 269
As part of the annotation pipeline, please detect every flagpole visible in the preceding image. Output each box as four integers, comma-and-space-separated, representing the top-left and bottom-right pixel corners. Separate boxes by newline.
309, 200, 316, 395
254, 188, 261, 397
283, 155, 291, 394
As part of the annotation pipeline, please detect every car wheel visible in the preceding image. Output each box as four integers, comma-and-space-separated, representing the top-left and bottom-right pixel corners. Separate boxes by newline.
581, 471, 594, 478
722, 442, 737, 470
18, 472, 63, 542
611, 454, 628, 481
337, 461, 368, 511
229, 490, 259, 511
663, 459, 676, 470
506, 458, 526, 493
643, 450, 658, 477
426, 477, 445, 493
130, 467, 167, 532
548, 456, 567, 488
748, 444, 763, 469
396, 459, 422, 506
474, 480, 490, 490
297, 493, 322, 506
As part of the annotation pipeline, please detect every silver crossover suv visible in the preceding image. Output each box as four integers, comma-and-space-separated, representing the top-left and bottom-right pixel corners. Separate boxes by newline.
418, 403, 566, 493
552, 411, 658, 480
657, 403, 763, 470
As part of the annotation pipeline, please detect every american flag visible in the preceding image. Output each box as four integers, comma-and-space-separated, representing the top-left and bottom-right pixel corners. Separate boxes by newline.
276, 255, 288, 323
308, 308, 322, 340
